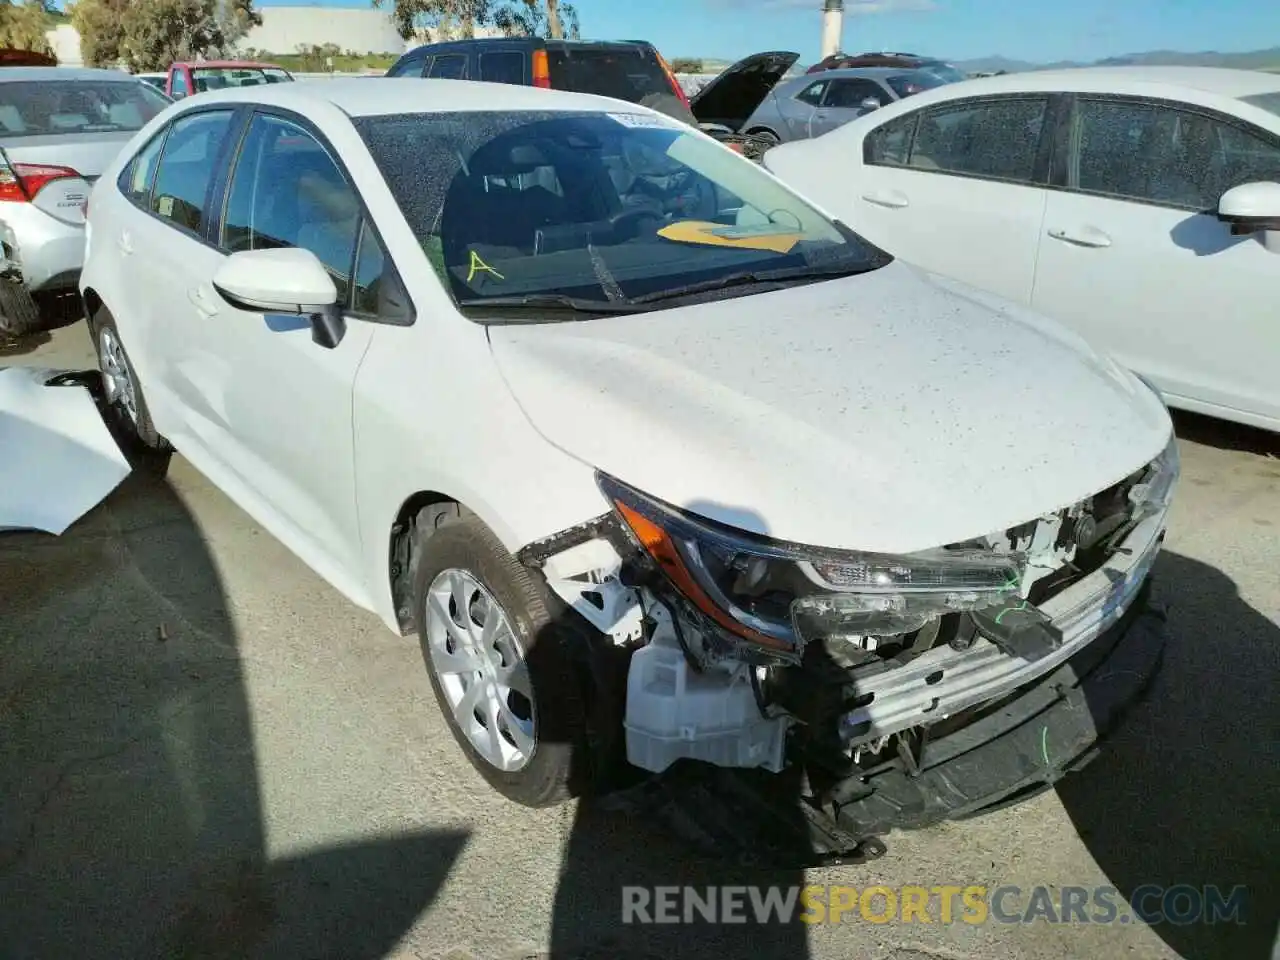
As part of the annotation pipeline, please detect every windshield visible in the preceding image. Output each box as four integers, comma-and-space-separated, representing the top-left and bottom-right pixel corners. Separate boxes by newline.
1241, 92, 1280, 119
917, 62, 967, 84
886, 70, 953, 98
0, 80, 170, 137
355, 109, 885, 314
192, 67, 293, 92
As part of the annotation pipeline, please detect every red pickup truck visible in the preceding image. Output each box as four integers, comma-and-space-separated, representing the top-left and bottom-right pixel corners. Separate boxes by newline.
163, 60, 295, 99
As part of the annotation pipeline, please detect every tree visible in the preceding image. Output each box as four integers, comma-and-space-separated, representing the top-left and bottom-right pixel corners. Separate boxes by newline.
668, 58, 702, 73
372, 0, 491, 42
70, 0, 261, 70
0, 0, 54, 55
69, 0, 128, 66
493, 0, 579, 40
372, 0, 578, 42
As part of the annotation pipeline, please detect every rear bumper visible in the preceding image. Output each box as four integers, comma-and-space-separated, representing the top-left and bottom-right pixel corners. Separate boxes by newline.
832, 580, 1167, 836
0, 201, 85, 292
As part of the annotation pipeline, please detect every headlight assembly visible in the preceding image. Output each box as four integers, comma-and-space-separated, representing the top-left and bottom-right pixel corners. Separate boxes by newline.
597, 473, 1026, 654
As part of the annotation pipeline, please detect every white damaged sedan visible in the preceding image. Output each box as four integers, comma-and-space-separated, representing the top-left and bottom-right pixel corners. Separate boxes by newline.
80, 78, 1177, 834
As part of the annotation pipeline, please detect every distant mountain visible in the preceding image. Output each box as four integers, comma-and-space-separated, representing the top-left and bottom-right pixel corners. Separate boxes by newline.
954, 46, 1280, 75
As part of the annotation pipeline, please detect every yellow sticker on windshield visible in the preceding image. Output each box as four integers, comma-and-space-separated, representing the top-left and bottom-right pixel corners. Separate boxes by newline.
657, 220, 802, 254
466, 250, 505, 284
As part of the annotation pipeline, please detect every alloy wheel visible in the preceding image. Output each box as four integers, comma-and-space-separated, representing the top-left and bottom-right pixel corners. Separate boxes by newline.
425, 568, 536, 772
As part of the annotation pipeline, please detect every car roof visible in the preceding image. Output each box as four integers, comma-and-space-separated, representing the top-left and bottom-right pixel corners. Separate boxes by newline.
403, 37, 655, 54
938, 66, 1280, 100
176, 60, 284, 69
810, 66, 926, 80
179, 76, 659, 118
0, 66, 142, 83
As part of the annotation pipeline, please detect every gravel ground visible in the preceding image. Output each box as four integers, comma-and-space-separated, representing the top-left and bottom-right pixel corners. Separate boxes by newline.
2, 321, 1276, 960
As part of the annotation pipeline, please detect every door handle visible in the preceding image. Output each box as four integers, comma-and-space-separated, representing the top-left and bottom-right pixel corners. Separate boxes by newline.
862, 191, 910, 209
116, 231, 133, 255
1047, 225, 1111, 248
187, 286, 219, 318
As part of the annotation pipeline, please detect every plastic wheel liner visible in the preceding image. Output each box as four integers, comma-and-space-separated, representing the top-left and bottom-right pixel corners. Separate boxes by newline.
0, 367, 131, 535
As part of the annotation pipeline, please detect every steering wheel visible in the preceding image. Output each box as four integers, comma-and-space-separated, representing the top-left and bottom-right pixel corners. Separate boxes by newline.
607, 205, 663, 240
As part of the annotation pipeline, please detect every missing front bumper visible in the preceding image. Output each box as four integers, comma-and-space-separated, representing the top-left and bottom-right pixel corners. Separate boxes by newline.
600, 580, 1167, 864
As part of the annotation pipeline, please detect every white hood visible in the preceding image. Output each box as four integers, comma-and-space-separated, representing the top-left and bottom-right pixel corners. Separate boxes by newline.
489, 260, 1172, 553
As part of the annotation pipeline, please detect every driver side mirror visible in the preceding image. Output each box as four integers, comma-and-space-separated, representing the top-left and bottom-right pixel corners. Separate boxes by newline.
212, 247, 347, 348
859, 97, 882, 113
1217, 181, 1280, 253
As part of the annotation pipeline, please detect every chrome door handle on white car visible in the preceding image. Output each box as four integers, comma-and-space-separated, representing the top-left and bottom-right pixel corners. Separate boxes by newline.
861, 191, 909, 209
116, 231, 133, 256
187, 286, 219, 318
1047, 225, 1112, 248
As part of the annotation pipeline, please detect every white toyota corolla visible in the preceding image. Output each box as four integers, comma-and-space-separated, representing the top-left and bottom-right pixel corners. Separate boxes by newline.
80, 79, 1177, 834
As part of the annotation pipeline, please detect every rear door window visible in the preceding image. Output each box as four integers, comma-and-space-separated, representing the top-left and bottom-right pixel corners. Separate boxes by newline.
480, 51, 526, 85
149, 110, 236, 235
427, 55, 467, 80
795, 80, 827, 106
386, 55, 426, 78
908, 96, 1049, 183
823, 78, 890, 108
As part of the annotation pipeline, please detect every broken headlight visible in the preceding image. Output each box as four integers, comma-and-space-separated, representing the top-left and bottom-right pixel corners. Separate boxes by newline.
598, 473, 1025, 653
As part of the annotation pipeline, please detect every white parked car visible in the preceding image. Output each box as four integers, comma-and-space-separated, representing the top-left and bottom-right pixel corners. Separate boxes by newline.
762, 67, 1280, 433
80, 79, 1177, 834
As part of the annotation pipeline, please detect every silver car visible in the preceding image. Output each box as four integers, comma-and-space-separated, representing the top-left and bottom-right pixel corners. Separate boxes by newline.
740, 65, 959, 145
0, 67, 170, 337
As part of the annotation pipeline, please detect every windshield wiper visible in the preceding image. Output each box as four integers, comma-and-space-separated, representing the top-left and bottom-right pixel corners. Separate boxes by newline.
630, 263, 873, 306
456, 294, 644, 314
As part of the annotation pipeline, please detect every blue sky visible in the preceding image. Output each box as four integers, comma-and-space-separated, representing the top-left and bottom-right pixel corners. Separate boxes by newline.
250, 0, 1277, 65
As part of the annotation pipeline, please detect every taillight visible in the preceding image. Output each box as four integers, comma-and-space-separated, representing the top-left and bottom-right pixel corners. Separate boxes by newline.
0, 160, 81, 203
532, 49, 551, 88
654, 51, 692, 111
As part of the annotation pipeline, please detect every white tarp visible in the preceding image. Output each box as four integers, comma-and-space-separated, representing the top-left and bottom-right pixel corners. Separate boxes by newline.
0, 366, 131, 535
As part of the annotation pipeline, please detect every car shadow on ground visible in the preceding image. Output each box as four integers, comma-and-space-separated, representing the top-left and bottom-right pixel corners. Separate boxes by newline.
1171, 409, 1280, 458
1058, 550, 1280, 959
0, 452, 465, 959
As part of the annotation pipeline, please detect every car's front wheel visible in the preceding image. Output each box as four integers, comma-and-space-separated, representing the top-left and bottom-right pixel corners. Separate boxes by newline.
413, 506, 591, 807
91, 307, 169, 462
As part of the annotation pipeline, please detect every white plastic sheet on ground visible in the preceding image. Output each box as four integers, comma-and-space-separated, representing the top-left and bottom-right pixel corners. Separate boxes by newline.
0, 366, 131, 535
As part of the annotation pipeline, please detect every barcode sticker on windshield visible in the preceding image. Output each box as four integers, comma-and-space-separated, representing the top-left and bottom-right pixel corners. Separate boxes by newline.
607, 112, 679, 129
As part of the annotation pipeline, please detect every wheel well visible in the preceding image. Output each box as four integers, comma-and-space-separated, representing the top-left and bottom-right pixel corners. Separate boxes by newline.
82, 286, 102, 322
388, 490, 459, 636
746, 126, 779, 138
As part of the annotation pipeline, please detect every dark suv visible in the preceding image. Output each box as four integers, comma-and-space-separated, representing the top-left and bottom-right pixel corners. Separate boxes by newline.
386, 38, 695, 123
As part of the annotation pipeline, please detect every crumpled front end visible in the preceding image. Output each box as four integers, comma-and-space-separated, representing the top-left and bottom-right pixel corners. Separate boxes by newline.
516, 435, 1178, 808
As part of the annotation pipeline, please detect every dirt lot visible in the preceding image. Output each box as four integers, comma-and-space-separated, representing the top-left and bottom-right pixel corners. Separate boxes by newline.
2, 322, 1277, 960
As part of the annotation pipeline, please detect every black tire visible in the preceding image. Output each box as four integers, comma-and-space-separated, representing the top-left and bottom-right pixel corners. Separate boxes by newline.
746, 127, 781, 146
0, 280, 42, 338
413, 506, 591, 807
90, 307, 171, 467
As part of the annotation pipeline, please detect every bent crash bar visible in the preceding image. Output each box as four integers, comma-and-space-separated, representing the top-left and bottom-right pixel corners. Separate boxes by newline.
840, 507, 1168, 745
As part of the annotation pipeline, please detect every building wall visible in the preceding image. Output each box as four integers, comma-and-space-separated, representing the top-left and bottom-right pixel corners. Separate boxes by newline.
238, 6, 410, 56
46, 24, 83, 67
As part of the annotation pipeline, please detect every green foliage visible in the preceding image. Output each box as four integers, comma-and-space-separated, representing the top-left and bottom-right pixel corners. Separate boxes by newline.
668, 58, 702, 73
69, 0, 262, 70
493, 0, 579, 40
372, 0, 579, 42
0, 0, 54, 55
